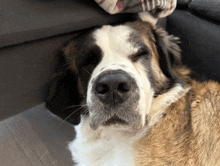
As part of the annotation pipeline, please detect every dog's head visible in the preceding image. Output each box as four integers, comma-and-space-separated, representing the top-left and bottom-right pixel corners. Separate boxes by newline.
46, 21, 189, 131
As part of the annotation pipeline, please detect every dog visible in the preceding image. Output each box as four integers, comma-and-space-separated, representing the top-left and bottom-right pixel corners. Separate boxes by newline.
46, 20, 220, 166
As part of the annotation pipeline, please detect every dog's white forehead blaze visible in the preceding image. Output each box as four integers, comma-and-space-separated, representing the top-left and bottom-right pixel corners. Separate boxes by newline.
90, 25, 141, 79
93, 25, 140, 59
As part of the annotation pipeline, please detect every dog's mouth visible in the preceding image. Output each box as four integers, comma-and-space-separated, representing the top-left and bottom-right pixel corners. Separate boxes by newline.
102, 115, 128, 126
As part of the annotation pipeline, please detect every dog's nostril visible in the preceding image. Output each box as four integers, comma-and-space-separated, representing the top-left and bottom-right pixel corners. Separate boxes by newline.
96, 84, 109, 94
118, 82, 131, 93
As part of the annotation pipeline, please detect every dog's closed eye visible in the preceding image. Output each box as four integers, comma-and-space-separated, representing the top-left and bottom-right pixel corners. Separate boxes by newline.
130, 46, 150, 62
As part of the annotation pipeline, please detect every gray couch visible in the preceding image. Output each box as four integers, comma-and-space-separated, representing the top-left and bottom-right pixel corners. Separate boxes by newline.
166, 0, 220, 82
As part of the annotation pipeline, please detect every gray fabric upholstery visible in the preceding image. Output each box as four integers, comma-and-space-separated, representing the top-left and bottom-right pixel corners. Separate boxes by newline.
167, 10, 220, 82
177, 0, 192, 8
167, 0, 220, 81
1, 0, 136, 47
0, 33, 76, 121
177, 0, 192, 5
189, 0, 220, 22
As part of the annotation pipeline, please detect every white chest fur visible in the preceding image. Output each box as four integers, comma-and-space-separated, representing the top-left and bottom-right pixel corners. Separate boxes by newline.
68, 117, 136, 166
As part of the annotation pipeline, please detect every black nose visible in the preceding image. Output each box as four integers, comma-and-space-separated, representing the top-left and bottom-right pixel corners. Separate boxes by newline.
95, 71, 132, 106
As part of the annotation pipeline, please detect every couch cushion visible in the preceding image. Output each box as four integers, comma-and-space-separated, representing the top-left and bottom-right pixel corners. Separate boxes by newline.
0, 34, 76, 121
177, 0, 192, 9
167, 10, 220, 82
1, 0, 136, 48
189, 0, 220, 22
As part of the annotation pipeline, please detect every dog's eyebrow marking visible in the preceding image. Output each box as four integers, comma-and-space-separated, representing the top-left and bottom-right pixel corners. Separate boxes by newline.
129, 45, 150, 62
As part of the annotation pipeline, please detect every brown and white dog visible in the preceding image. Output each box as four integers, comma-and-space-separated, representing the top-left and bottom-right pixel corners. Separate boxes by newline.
46, 21, 220, 166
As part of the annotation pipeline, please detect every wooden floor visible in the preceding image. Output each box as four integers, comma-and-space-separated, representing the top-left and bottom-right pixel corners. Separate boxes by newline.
0, 103, 76, 166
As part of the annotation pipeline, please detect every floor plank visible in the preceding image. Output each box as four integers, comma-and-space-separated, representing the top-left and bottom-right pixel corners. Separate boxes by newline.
0, 103, 76, 166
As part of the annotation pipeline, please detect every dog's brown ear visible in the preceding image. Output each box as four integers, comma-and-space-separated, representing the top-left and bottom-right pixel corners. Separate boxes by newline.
148, 27, 191, 126
152, 27, 185, 89
45, 49, 83, 125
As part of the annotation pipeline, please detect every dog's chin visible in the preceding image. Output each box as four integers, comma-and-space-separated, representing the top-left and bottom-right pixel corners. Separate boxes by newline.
89, 115, 127, 131
89, 113, 144, 131
102, 120, 144, 132
102, 115, 128, 126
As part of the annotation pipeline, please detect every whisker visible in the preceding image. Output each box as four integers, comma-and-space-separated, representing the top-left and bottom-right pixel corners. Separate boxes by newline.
61, 105, 82, 112
83, 68, 91, 75
61, 104, 87, 112
82, 108, 89, 115
57, 106, 85, 128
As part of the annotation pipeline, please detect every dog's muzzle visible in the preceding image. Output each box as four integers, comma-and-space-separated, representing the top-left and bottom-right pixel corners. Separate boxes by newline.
89, 69, 141, 130
95, 70, 132, 107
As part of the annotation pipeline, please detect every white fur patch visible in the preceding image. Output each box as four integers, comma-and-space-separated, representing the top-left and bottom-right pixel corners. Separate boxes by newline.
69, 116, 135, 166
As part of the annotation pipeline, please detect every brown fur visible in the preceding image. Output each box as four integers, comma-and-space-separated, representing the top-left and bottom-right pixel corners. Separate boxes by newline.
132, 22, 220, 166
